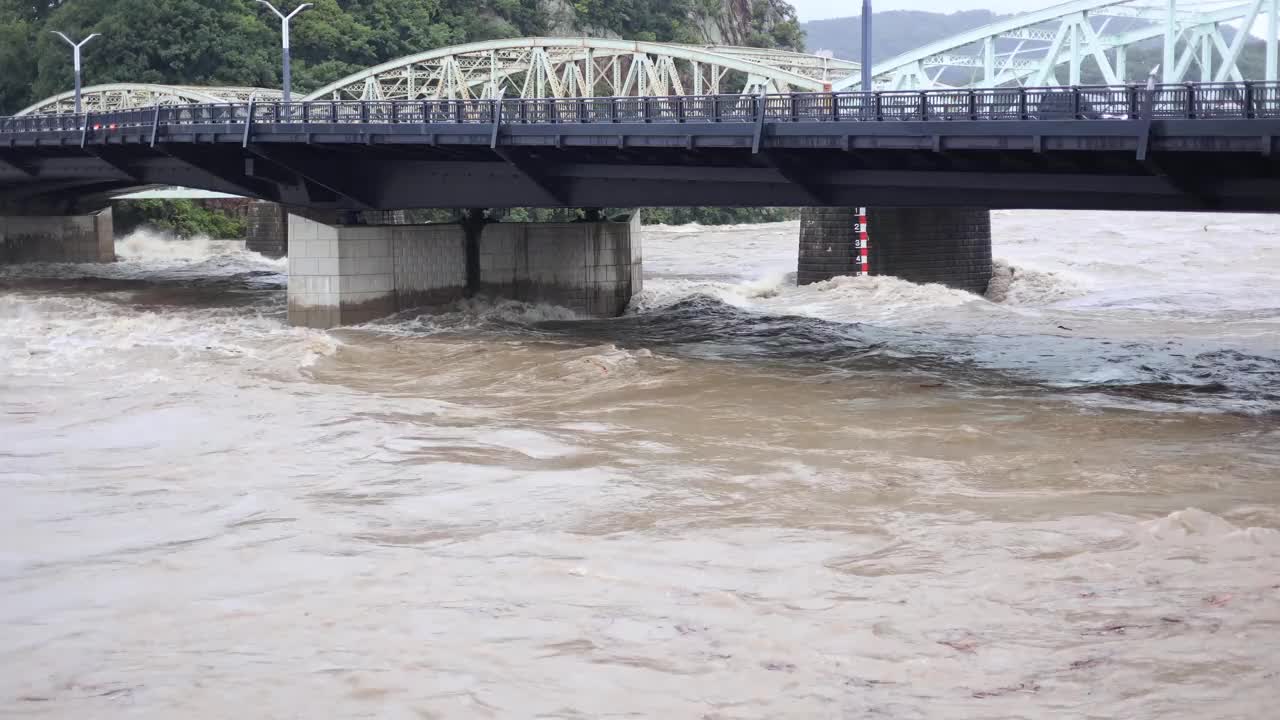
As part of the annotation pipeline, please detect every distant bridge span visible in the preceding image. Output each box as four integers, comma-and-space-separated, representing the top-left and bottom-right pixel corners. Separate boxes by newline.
12, 40, 858, 118
838, 0, 1280, 90
17, 84, 282, 116
302, 38, 860, 100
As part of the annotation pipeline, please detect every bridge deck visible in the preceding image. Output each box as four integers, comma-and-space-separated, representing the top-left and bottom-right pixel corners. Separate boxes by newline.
3, 85, 1280, 213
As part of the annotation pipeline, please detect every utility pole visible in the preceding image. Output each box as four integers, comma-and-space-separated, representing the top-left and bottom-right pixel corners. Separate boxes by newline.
255, 1, 313, 103
861, 0, 873, 91
51, 31, 100, 114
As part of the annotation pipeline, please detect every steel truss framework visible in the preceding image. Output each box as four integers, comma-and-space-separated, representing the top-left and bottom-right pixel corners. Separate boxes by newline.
302, 37, 859, 101
16, 83, 283, 116
834, 0, 1280, 90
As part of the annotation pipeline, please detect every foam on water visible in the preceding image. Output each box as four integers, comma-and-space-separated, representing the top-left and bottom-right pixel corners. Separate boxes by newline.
0, 229, 319, 379
3, 215, 1278, 412
367, 297, 581, 336
615, 213, 1280, 412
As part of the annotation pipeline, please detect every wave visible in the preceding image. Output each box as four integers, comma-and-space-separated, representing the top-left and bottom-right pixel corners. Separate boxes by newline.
3, 218, 1275, 414
986, 260, 1084, 305
0, 292, 328, 378
115, 228, 248, 261
629, 274, 790, 314
366, 297, 580, 335
1142, 508, 1280, 549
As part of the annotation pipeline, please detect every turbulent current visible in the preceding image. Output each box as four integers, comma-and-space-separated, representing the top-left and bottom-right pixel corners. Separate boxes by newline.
2, 212, 1279, 718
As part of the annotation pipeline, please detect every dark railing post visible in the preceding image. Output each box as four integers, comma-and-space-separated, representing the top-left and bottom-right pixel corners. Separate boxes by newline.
454, 100, 463, 123
610, 97, 618, 123
1018, 87, 1028, 120
1244, 80, 1254, 119
1185, 82, 1195, 119
919, 91, 928, 121
969, 89, 978, 120
831, 92, 840, 121
1072, 87, 1082, 119
643, 96, 652, 123
360, 102, 369, 124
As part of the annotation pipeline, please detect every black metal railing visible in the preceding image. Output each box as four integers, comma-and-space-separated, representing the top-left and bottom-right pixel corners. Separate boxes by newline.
5, 82, 1280, 134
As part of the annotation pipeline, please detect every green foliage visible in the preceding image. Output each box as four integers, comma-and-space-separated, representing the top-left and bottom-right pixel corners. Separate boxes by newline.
114, 200, 247, 239
0, 6, 37, 114
1, 0, 553, 113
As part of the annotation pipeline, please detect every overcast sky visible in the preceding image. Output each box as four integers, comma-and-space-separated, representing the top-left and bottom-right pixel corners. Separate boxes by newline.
790, 0, 1035, 22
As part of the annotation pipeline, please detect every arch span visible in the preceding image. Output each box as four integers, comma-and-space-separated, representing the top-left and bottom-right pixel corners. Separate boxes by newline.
833, 0, 1280, 90
17, 84, 283, 116
303, 37, 859, 101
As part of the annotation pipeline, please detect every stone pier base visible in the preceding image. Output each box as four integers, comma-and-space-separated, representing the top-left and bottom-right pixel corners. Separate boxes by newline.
287, 213, 642, 329
244, 201, 288, 258
0, 209, 115, 264
798, 207, 992, 293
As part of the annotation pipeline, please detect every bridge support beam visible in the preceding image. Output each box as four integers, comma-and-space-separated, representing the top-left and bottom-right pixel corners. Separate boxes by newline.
0, 208, 115, 264
798, 207, 992, 294
286, 212, 641, 329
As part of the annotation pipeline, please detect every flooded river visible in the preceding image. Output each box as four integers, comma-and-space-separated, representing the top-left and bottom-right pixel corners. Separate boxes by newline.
2, 211, 1279, 718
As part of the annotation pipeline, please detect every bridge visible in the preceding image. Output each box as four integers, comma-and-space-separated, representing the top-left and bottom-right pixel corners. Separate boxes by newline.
3, 84, 1279, 213
852, 0, 1280, 90
2, 12, 1280, 328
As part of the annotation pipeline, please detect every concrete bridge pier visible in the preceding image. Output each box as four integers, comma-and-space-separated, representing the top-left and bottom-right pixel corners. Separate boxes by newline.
798, 207, 993, 294
0, 209, 115, 264
286, 212, 641, 329
244, 201, 289, 258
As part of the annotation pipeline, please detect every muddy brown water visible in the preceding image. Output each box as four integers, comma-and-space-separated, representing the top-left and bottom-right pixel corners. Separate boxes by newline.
2, 214, 1279, 718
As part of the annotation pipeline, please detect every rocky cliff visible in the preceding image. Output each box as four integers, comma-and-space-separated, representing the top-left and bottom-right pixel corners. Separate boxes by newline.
540, 0, 804, 50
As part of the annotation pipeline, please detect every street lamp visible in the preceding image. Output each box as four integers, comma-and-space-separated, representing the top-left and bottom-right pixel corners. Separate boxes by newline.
861, 0, 873, 92
51, 31, 100, 114
255, 1, 312, 103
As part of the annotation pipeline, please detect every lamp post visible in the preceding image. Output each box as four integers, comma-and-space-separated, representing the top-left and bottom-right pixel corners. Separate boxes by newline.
861, 0, 873, 91
255, 1, 312, 103
51, 31, 100, 114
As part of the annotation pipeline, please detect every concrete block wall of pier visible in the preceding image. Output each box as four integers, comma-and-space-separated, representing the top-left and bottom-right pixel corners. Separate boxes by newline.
798, 207, 993, 294
286, 212, 642, 328
0, 209, 115, 264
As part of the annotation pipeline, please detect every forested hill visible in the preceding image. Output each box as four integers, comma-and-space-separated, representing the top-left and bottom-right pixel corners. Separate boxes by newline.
0, 0, 803, 114
803, 10, 1005, 64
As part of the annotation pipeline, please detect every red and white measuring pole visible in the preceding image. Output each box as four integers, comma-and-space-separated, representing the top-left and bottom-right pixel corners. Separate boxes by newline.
855, 207, 870, 276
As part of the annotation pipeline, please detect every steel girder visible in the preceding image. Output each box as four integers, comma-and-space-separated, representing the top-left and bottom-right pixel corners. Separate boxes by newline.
16, 84, 284, 116
832, 0, 1280, 90
302, 37, 860, 101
